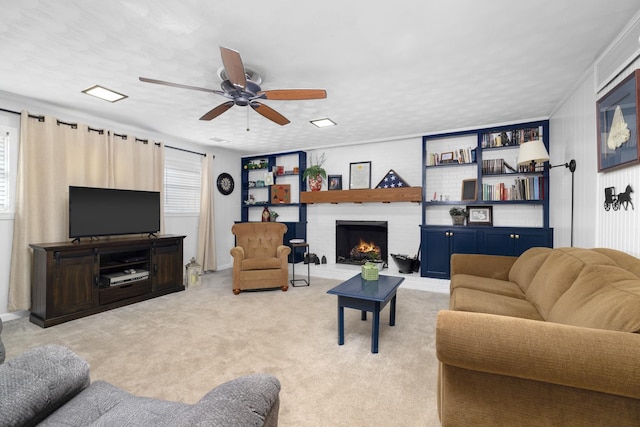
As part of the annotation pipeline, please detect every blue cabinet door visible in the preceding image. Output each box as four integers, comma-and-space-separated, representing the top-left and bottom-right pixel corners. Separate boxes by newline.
421, 227, 478, 279
483, 227, 553, 256
450, 228, 478, 256
483, 228, 516, 256
421, 227, 451, 279
513, 228, 553, 256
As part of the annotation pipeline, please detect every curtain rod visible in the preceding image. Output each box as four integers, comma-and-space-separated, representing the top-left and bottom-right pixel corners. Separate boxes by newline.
1, 107, 43, 120
0, 107, 210, 157
156, 143, 208, 157
0, 107, 19, 115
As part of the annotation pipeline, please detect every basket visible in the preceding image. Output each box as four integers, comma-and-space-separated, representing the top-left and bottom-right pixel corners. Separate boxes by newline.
361, 262, 379, 281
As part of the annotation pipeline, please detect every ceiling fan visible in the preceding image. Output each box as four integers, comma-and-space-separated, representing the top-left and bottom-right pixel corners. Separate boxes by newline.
139, 46, 327, 126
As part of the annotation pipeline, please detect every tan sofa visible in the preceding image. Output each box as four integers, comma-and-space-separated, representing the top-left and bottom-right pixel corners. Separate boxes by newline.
230, 222, 291, 295
436, 247, 640, 426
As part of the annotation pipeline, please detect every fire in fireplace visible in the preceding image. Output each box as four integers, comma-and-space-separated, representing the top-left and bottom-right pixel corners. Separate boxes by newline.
350, 239, 382, 262
335, 220, 388, 266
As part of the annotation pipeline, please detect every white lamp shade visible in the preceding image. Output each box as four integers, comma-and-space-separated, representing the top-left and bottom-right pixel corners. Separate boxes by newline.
517, 139, 550, 165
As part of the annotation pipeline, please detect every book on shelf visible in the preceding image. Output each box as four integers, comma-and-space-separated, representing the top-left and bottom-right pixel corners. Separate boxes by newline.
482, 158, 517, 174
482, 176, 545, 201
481, 127, 543, 148
427, 147, 476, 166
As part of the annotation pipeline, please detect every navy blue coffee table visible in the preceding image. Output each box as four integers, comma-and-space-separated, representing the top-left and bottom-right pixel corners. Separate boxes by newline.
327, 273, 404, 353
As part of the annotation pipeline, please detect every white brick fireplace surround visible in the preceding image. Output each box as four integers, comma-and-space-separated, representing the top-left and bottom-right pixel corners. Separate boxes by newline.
301, 201, 448, 293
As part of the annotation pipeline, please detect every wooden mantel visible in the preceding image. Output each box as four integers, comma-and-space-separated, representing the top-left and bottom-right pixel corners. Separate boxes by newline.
300, 187, 422, 204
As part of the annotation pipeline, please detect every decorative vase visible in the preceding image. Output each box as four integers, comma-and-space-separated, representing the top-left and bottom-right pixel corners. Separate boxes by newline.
262, 206, 271, 222
451, 215, 465, 226
308, 176, 323, 191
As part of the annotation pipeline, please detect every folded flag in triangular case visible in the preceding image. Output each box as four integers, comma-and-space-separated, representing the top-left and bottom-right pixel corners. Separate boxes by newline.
376, 169, 410, 189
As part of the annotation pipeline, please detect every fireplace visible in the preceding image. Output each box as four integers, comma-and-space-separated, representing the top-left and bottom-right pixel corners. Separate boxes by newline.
335, 220, 388, 266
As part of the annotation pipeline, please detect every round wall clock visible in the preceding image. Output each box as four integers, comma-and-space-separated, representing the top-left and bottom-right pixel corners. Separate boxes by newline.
216, 173, 234, 195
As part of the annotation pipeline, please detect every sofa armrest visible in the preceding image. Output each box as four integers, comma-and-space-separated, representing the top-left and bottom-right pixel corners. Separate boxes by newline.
276, 245, 291, 260
230, 246, 245, 260
450, 253, 516, 280
0, 345, 90, 427
177, 374, 281, 427
436, 310, 640, 399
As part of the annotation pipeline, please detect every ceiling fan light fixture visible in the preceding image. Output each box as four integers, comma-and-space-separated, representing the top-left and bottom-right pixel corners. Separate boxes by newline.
216, 66, 262, 85
310, 118, 336, 128
82, 85, 128, 102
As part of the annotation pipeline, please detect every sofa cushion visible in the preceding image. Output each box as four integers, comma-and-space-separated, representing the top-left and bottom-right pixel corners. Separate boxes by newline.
507, 247, 552, 293
40, 380, 189, 426
0, 345, 89, 427
0, 366, 49, 427
525, 248, 618, 319
450, 274, 525, 299
450, 288, 543, 320
242, 257, 284, 270
548, 265, 640, 332
592, 248, 640, 277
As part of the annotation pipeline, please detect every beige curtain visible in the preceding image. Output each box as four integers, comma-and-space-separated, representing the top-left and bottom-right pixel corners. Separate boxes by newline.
109, 135, 165, 232
8, 112, 164, 311
197, 154, 216, 271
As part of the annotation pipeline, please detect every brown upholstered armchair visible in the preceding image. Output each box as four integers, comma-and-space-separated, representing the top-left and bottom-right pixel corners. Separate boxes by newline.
230, 222, 291, 295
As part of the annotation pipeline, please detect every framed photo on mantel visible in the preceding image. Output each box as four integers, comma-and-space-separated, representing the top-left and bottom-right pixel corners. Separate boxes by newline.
349, 161, 371, 189
597, 69, 640, 172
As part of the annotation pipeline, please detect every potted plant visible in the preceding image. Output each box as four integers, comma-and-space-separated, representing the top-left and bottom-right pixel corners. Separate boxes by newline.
302, 152, 327, 191
449, 207, 466, 226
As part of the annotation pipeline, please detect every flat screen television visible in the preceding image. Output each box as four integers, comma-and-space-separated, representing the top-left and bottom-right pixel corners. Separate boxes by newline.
69, 186, 161, 239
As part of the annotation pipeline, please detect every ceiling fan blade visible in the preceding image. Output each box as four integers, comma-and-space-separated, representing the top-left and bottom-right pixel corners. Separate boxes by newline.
220, 46, 247, 89
259, 89, 327, 100
250, 102, 290, 126
199, 101, 234, 121
139, 77, 221, 94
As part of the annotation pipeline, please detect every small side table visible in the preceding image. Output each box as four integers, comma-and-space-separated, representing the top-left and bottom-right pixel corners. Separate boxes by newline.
290, 242, 310, 287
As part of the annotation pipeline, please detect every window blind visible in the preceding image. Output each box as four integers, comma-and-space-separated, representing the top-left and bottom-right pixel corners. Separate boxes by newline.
164, 156, 201, 213
0, 132, 9, 211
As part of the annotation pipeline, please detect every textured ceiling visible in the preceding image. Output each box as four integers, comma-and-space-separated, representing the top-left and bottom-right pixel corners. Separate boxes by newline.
1, 0, 639, 154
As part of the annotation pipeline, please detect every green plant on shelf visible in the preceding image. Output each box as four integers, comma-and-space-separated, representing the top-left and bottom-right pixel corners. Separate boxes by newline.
449, 207, 466, 217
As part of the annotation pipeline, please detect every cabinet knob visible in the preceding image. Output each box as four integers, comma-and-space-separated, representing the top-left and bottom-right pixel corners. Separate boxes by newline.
510, 234, 515, 238
515, 234, 520, 239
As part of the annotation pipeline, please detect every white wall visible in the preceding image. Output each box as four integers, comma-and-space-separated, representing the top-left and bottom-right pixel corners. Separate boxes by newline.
210, 148, 242, 270
550, 59, 640, 255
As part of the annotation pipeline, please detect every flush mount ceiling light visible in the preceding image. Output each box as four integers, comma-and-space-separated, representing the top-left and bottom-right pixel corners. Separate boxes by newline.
82, 85, 128, 102
310, 118, 336, 128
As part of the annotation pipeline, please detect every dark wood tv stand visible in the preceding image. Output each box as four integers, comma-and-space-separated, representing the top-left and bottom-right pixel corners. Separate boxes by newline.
30, 235, 185, 328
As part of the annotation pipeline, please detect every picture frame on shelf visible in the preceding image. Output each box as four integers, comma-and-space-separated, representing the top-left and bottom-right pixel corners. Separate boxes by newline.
467, 205, 493, 226
328, 174, 342, 190
349, 161, 371, 189
461, 179, 477, 201
596, 69, 640, 172
440, 151, 454, 164
264, 171, 274, 186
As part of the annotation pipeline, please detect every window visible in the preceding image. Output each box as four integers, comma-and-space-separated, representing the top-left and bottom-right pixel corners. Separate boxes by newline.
0, 130, 11, 212
164, 152, 202, 214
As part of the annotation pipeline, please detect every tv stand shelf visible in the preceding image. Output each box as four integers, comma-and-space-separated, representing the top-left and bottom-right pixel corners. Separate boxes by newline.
29, 235, 185, 328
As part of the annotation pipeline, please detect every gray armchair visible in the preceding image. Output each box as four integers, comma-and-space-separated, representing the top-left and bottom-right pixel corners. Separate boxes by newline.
0, 318, 4, 364
0, 344, 281, 426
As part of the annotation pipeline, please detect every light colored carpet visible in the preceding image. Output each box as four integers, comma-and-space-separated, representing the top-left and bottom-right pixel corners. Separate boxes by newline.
2, 269, 448, 426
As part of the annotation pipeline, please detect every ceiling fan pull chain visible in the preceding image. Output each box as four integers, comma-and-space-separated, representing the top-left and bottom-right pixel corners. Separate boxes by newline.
246, 106, 250, 132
